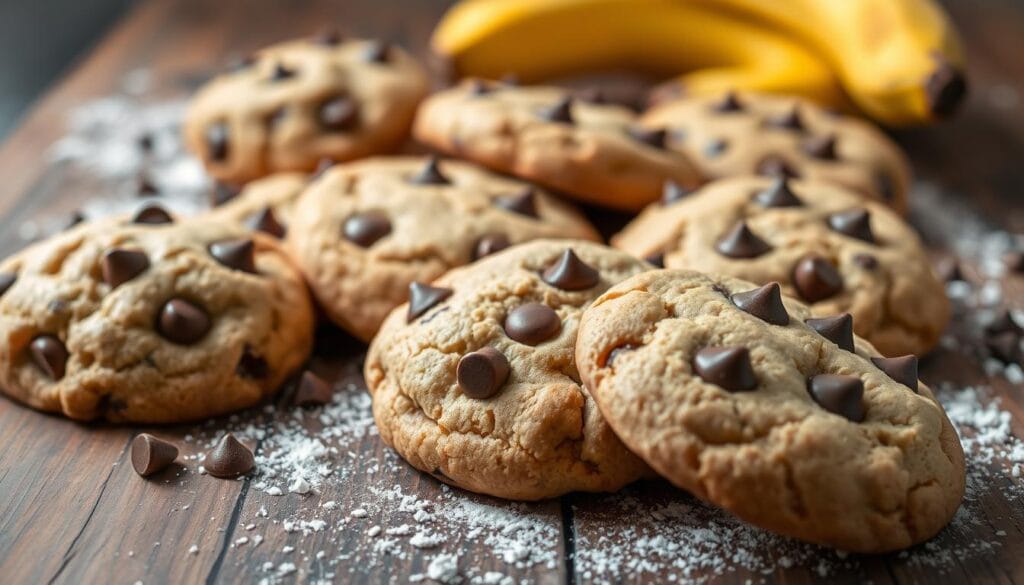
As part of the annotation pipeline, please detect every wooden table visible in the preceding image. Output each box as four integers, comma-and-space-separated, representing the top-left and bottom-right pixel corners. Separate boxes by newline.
1, 0, 1023, 583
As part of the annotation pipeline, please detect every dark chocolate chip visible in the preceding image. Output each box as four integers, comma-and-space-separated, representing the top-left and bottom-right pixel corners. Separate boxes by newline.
319, 96, 359, 131
853, 253, 879, 270
313, 29, 342, 46
248, 207, 286, 238
828, 208, 875, 243
206, 122, 229, 161
703, 138, 728, 158
802, 134, 838, 160
628, 127, 667, 149
0, 272, 16, 297
137, 173, 158, 197
661, 181, 691, 206
715, 221, 772, 259
407, 282, 453, 322
1004, 252, 1024, 274
925, 59, 967, 118
756, 155, 799, 179
986, 331, 1022, 364
157, 299, 212, 345
131, 433, 178, 477
871, 355, 919, 392
269, 62, 296, 82
807, 374, 865, 422
236, 346, 268, 379
343, 210, 390, 247
29, 335, 68, 380
765, 106, 804, 131
792, 255, 843, 302
204, 433, 255, 478
539, 97, 574, 124
731, 282, 789, 325
712, 91, 744, 113
542, 249, 599, 290
753, 178, 802, 208
473, 233, 511, 260
605, 344, 636, 368
504, 303, 561, 345
645, 252, 665, 268
137, 133, 155, 153
209, 239, 257, 274
693, 346, 757, 391
102, 249, 150, 288
805, 313, 855, 352
362, 40, 391, 63
410, 156, 451, 185
457, 347, 510, 399
495, 188, 538, 218
64, 211, 86, 231
293, 371, 333, 407
132, 203, 173, 225
211, 182, 241, 207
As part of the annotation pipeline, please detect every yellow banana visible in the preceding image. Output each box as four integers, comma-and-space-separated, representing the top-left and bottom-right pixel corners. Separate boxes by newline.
432, 0, 847, 109
688, 0, 967, 125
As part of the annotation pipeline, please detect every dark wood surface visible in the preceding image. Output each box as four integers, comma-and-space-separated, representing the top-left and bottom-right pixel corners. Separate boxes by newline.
0, 0, 1022, 583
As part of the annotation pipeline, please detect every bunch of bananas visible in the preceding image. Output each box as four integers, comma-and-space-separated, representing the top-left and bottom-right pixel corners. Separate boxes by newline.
432, 0, 967, 126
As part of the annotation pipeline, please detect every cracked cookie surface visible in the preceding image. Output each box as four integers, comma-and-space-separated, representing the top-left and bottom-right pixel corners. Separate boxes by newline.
287, 157, 601, 342
641, 92, 912, 213
575, 269, 965, 552
0, 210, 314, 423
613, 176, 948, 356
184, 36, 428, 184
412, 81, 701, 211
364, 240, 652, 500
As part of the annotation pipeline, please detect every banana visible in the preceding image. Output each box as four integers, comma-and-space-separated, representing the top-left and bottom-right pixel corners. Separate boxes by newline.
688, 0, 967, 125
432, 0, 848, 110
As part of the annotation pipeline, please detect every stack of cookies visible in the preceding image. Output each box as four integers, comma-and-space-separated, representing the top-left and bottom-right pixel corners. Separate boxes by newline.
0, 33, 965, 553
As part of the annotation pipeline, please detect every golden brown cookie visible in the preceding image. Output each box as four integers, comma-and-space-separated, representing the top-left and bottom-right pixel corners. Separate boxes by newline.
365, 240, 653, 500
575, 269, 965, 552
412, 80, 701, 211
613, 177, 947, 356
206, 171, 309, 238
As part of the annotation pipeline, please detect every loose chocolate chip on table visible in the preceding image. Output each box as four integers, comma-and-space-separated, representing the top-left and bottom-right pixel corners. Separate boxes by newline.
137, 173, 159, 196
457, 347, 510, 399
645, 252, 665, 268
236, 346, 269, 379
204, 433, 255, 478
542, 249, 600, 290
157, 299, 212, 345
319, 96, 359, 131
211, 182, 241, 207
131, 433, 179, 477
731, 282, 789, 325
703, 138, 728, 158
504, 303, 561, 345
102, 249, 150, 288
986, 332, 1022, 364
693, 346, 757, 392
628, 127, 667, 149
828, 209, 875, 243
802, 134, 838, 160
473, 233, 511, 260
853, 253, 879, 270
0, 272, 17, 297
792, 255, 843, 302
132, 203, 174, 225
765, 106, 804, 131
712, 91, 744, 113
343, 210, 390, 247
407, 282, 453, 322
715, 221, 772, 259
29, 335, 69, 380
605, 344, 636, 368
137, 133, 155, 153
805, 313, 855, 352
410, 156, 451, 185
539, 97, 574, 124
294, 371, 333, 407
661, 180, 690, 206
64, 210, 86, 231
753, 178, 802, 208
871, 355, 919, 391
206, 122, 229, 162
756, 155, 799, 179
248, 207, 286, 238
807, 374, 865, 422
269, 63, 296, 81
362, 40, 391, 63
1005, 251, 1024, 274
313, 29, 342, 46
494, 188, 537, 218
209, 239, 257, 274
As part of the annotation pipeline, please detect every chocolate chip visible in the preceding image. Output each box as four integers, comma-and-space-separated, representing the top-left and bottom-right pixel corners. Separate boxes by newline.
204, 433, 255, 478
495, 188, 538, 218
605, 344, 636, 368
828, 209, 874, 243
131, 433, 178, 477
731, 282, 789, 325
542, 249, 599, 290
313, 29, 342, 46
693, 347, 756, 391
64, 211, 86, 230
925, 59, 967, 118
410, 156, 451, 185
343, 210, 390, 247
986, 331, 1022, 364
645, 252, 665, 268
269, 62, 296, 82
539, 97, 574, 124
209, 239, 257, 274
753, 178, 802, 208
473, 233, 511, 260
206, 122, 229, 161
0, 272, 16, 297
247, 207, 286, 238
802, 134, 838, 160
407, 282, 453, 322
661, 181, 691, 206
137, 173, 158, 197
853, 253, 879, 270
236, 346, 268, 379
712, 91, 744, 113
715, 221, 771, 259
137, 133, 155, 153
792, 255, 843, 302
157, 299, 211, 345
457, 347, 510, 399
132, 203, 173, 225
628, 127, 667, 149
504, 303, 561, 345
805, 313, 855, 352
756, 155, 799, 179
29, 335, 68, 380
293, 371, 333, 407
1004, 252, 1024, 274
703, 138, 728, 158
319, 96, 359, 131
211, 182, 241, 207
765, 106, 804, 131
362, 40, 392, 63
807, 374, 865, 422
871, 355, 919, 392
102, 249, 150, 288
467, 79, 493, 96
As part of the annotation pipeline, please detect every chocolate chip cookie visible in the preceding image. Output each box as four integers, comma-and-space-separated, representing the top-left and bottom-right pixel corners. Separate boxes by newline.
287, 157, 601, 342
613, 177, 948, 356
365, 240, 653, 500
412, 80, 701, 211
640, 92, 912, 212
575, 269, 965, 552
184, 35, 429, 184
207, 171, 309, 239
0, 207, 315, 422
